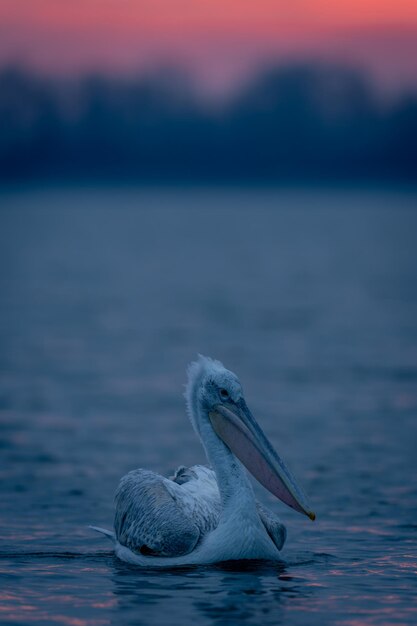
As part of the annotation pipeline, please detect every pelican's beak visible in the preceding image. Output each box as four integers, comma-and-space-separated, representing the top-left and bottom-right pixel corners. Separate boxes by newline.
209, 400, 315, 521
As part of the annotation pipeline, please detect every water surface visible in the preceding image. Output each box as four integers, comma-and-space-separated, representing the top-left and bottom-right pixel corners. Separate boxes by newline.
1, 187, 417, 625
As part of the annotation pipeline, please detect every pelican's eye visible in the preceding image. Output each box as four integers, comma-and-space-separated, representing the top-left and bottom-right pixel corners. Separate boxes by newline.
219, 388, 229, 400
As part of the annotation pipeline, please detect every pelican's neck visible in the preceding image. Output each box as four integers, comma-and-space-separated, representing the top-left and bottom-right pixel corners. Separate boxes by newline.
198, 406, 258, 515
185, 360, 258, 518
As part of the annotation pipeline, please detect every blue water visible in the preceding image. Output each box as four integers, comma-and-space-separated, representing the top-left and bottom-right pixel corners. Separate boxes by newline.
1, 187, 417, 626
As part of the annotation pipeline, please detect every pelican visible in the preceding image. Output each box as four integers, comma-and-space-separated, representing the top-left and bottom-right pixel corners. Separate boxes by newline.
91, 356, 315, 566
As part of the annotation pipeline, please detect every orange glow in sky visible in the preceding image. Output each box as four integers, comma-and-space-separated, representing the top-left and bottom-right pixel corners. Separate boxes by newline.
0, 0, 416, 95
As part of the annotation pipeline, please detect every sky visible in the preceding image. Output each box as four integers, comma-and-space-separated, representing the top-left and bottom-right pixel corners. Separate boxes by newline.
1, 0, 417, 97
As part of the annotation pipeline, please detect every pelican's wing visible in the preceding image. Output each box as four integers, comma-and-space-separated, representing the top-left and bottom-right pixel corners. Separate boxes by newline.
169, 464, 221, 534
256, 503, 287, 550
114, 466, 221, 557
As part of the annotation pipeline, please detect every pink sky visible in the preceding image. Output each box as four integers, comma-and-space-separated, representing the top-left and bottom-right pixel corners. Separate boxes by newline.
0, 1, 416, 96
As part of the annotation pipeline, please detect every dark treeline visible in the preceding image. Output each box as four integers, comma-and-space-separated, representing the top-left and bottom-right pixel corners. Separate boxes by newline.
0, 64, 416, 182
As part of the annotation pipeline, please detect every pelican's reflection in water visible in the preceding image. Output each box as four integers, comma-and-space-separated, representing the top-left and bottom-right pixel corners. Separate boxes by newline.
110, 559, 311, 626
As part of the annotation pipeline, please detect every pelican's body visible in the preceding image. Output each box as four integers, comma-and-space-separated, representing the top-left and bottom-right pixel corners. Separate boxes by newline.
92, 356, 314, 567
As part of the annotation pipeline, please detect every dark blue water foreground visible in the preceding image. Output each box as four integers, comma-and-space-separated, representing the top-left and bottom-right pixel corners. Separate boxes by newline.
1, 187, 417, 626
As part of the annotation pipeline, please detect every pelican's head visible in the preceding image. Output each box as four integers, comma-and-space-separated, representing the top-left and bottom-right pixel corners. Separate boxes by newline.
185, 355, 315, 521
